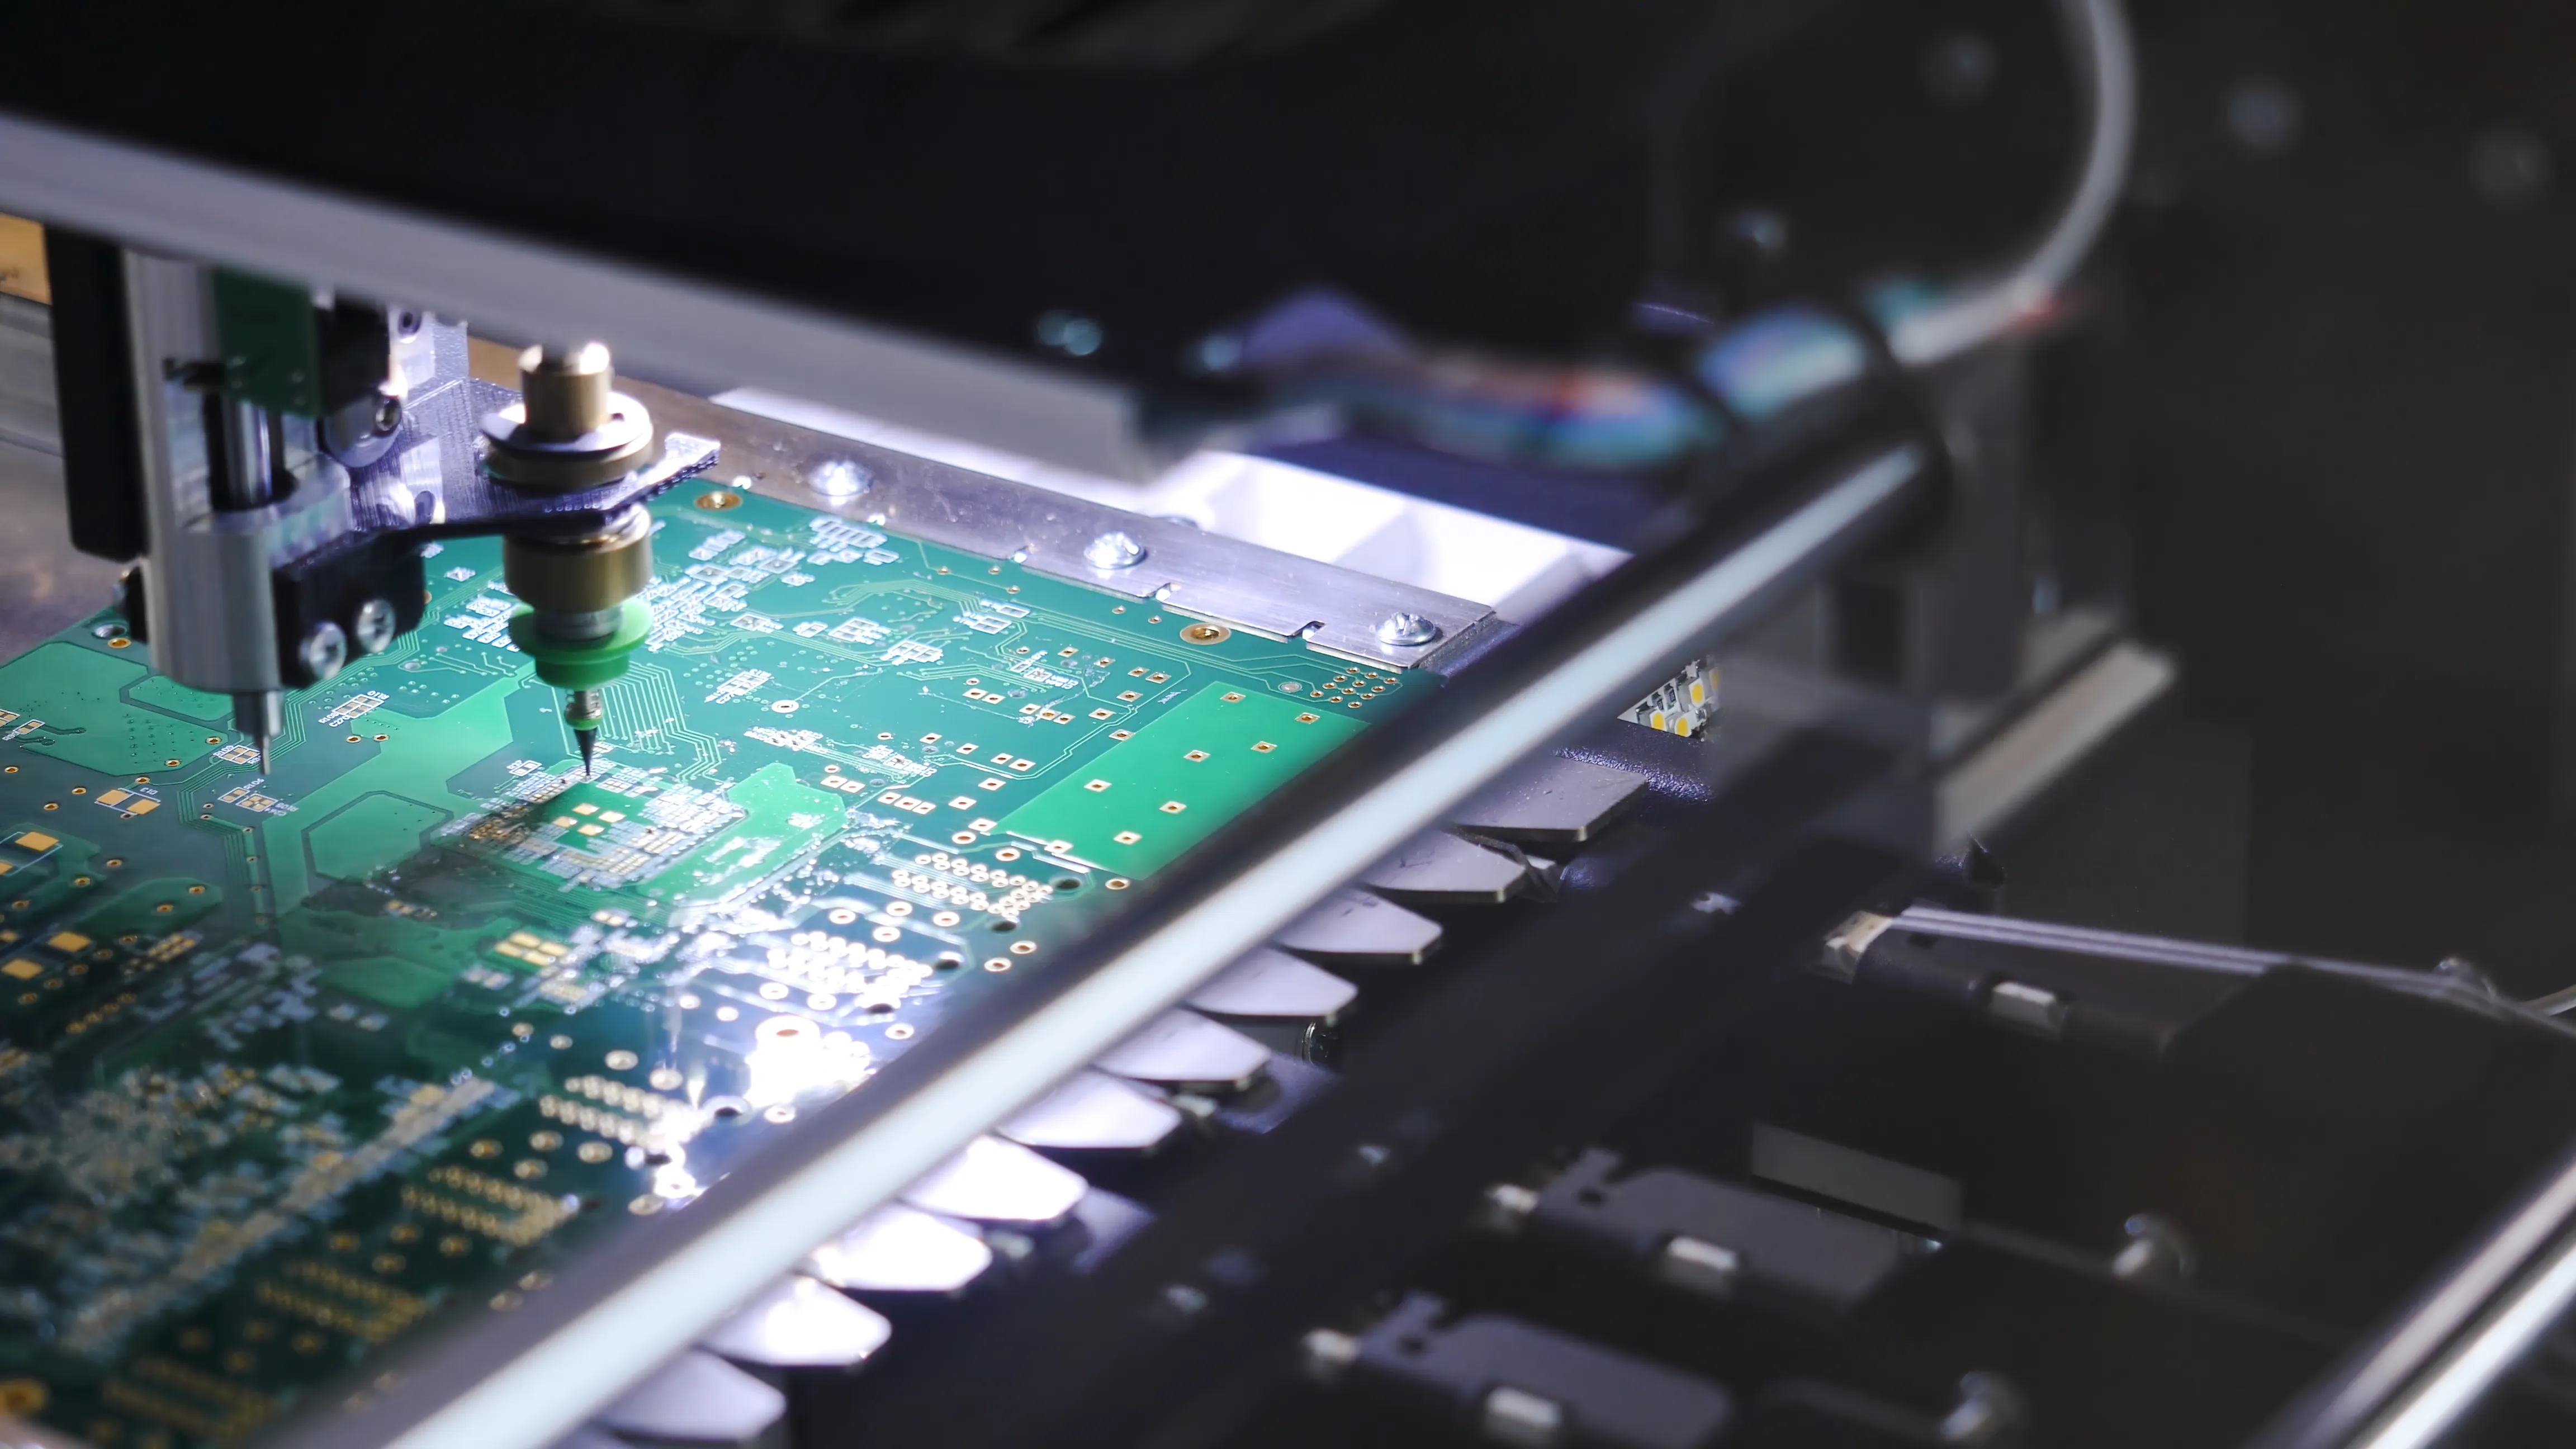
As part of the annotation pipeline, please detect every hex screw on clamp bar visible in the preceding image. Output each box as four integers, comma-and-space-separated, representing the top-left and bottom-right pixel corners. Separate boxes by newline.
1084, 532, 1145, 570
1375, 612, 1439, 647
352, 597, 397, 655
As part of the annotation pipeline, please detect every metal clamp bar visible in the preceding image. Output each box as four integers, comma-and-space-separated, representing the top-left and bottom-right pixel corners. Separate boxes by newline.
643, 387, 1497, 671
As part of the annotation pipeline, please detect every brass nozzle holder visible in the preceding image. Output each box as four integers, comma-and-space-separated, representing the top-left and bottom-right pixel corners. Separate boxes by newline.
481, 342, 658, 491
503, 504, 655, 622
519, 343, 616, 442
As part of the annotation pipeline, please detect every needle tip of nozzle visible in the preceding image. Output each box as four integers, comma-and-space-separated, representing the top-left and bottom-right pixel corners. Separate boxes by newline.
565, 688, 605, 776
232, 690, 283, 780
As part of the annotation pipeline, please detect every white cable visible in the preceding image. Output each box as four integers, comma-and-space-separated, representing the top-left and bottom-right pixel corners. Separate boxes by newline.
1885, 0, 2138, 369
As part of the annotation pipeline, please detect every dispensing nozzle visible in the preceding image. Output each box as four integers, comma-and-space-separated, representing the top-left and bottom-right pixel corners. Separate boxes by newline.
485, 341, 661, 776
503, 505, 654, 777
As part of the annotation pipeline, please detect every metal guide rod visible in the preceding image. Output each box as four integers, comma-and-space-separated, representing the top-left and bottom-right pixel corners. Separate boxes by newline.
264, 442, 1924, 1449
2251, 1134, 2576, 1449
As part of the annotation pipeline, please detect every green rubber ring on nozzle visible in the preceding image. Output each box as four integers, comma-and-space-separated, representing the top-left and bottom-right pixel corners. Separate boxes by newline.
508, 600, 651, 690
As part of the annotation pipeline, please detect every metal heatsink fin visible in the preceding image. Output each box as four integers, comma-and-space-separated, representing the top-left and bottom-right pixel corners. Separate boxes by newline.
1186, 947, 1358, 1022
1091, 1010, 1272, 1093
899, 1135, 1090, 1225
697, 1275, 892, 1369
806, 1206, 992, 1295
594, 1349, 785, 1447
1272, 889, 1443, 966
999, 1070, 1185, 1154
1361, 831, 1531, 903
1450, 754, 1650, 844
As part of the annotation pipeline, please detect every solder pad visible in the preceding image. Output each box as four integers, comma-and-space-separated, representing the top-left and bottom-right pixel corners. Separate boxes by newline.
0, 481, 1434, 1446
998, 684, 1365, 875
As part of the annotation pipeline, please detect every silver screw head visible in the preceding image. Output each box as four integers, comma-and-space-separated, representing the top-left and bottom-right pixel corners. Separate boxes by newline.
351, 598, 397, 655
1481, 1182, 1540, 1232
300, 620, 349, 681
1375, 612, 1439, 647
809, 459, 870, 499
2110, 1213, 2197, 1283
1939, 1372, 2024, 1446
1299, 1329, 1360, 1381
1084, 532, 1146, 570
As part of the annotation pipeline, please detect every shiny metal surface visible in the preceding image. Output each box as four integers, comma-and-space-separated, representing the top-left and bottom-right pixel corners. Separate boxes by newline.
1092, 1010, 1273, 1092
297, 619, 347, 681
593, 1350, 784, 1447
212, 397, 276, 510
485, 343, 658, 491
2252, 1137, 2576, 1449
998, 1069, 1186, 1154
124, 253, 285, 698
1272, 889, 1445, 966
805, 1206, 993, 1295
1186, 948, 1359, 1022
114, 254, 358, 704
0, 295, 57, 454
351, 595, 396, 654
0, 111, 1164, 480
1360, 831, 1532, 904
503, 503, 654, 613
0, 438, 120, 656
899, 1135, 1090, 1226
642, 387, 1498, 672
696, 1275, 892, 1370
1450, 754, 1651, 844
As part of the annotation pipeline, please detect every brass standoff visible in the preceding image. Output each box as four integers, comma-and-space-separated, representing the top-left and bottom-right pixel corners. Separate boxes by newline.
481, 342, 659, 490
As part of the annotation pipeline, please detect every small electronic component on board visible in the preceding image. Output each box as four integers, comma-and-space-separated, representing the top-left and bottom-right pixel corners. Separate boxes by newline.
1621, 657, 1712, 738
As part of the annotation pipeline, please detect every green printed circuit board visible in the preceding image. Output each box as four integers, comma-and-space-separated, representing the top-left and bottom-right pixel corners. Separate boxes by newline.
0, 482, 1432, 1445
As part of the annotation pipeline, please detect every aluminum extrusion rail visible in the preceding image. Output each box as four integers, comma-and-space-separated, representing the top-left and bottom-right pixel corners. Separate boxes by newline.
0, 112, 1161, 479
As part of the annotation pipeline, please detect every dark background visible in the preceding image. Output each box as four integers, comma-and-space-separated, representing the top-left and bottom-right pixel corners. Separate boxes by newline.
1998, 0, 2576, 998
